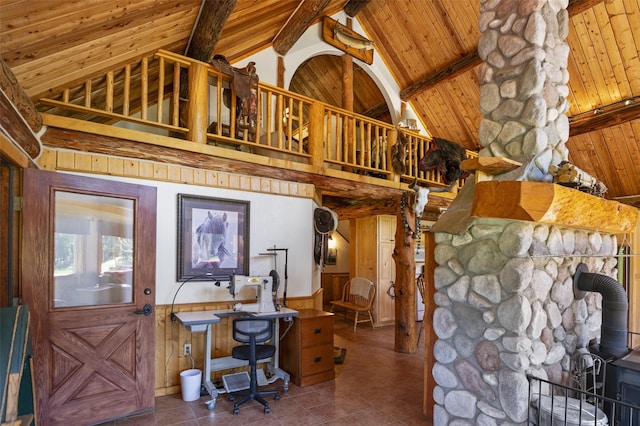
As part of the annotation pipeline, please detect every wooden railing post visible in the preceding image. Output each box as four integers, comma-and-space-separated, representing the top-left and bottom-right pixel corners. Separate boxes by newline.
187, 61, 208, 144
308, 102, 325, 168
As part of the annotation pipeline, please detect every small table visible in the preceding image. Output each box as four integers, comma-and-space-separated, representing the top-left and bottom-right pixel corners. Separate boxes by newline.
175, 307, 298, 409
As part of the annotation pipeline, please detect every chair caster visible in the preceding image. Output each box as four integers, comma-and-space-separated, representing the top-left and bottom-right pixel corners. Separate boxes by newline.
228, 395, 235, 401
233, 407, 239, 415
263, 404, 270, 414
274, 394, 280, 401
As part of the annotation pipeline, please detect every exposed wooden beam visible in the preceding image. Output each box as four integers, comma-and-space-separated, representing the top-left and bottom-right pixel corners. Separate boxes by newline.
0, 88, 41, 161
343, 0, 371, 17
323, 196, 446, 221
400, 53, 482, 102
0, 57, 43, 134
272, 0, 330, 56
569, 102, 640, 136
185, 0, 237, 62
566, 0, 605, 15
40, 126, 454, 220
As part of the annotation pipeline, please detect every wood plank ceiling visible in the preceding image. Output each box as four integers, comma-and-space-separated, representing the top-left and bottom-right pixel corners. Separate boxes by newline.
1, 0, 639, 208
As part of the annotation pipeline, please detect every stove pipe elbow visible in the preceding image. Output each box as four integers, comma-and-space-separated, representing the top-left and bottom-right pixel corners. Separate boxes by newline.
574, 263, 628, 358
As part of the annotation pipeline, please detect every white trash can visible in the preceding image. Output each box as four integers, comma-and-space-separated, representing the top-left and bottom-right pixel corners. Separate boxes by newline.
180, 368, 202, 402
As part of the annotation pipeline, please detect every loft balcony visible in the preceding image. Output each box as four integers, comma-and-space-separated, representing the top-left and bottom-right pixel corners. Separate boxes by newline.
38, 50, 475, 216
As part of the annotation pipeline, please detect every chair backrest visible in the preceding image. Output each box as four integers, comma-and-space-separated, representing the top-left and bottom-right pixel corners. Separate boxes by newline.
344, 277, 375, 308
416, 273, 426, 305
232, 318, 273, 345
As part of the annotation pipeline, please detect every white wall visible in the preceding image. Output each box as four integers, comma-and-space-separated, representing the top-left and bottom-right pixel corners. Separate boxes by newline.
66, 172, 320, 307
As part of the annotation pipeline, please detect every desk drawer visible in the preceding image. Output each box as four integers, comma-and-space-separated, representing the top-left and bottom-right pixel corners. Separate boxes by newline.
301, 345, 334, 376
300, 316, 333, 348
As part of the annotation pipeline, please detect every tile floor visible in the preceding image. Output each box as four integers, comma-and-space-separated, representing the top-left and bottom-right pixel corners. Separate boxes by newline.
103, 317, 430, 425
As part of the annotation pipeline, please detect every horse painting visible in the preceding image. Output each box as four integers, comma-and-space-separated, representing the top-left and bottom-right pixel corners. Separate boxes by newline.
192, 211, 231, 269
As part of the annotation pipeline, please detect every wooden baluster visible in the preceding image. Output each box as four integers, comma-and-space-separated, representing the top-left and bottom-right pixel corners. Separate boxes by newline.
105, 71, 114, 113
286, 97, 293, 150
141, 57, 148, 120
84, 79, 91, 108
264, 90, 273, 147
123, 65, 131, 116
157, 57, 164, 123
171, 62, 180, 127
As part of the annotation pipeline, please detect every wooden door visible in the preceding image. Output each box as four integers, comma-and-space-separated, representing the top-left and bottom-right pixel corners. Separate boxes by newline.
376, 216, 396, 325
21, 169, 157, 426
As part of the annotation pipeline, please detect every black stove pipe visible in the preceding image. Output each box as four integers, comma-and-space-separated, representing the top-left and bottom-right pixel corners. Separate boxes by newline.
574, 263, 629, 358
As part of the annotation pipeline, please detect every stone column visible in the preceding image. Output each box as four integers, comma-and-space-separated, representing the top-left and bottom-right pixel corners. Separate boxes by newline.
477, 0, 571, 181
430, 1, 617, 424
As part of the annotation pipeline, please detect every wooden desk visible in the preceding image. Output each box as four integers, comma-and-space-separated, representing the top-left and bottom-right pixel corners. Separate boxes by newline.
279, 309, 335, 387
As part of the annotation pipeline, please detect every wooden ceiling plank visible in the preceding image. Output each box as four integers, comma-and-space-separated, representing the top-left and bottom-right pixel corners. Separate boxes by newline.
10, 14, 192, 82
1, 0, 187, 65
595, 1, 633, 100
15, 27, 190, 100
568, 13, 605, 111
599, 126, 627, 196
610, 0, 640, 94
5, 2, 196, 67
186, 0, 236, 62
583, 4, 620, 105
566, 33, 593, 114
607, 124, 640, 195
272, 0, 331, 56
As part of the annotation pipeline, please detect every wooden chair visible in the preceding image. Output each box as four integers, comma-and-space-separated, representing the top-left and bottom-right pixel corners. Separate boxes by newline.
329, 277, 376, 331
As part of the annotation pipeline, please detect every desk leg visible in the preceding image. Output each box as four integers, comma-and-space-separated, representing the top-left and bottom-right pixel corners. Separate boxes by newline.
267, 317, 290, 392
203, 324, 218, 409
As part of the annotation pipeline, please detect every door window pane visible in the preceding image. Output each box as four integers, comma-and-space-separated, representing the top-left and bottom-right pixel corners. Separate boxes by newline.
53, 191, 134, 307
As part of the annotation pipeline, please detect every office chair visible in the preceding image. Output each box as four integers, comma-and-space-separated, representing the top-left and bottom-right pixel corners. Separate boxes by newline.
229, 317, 280, 414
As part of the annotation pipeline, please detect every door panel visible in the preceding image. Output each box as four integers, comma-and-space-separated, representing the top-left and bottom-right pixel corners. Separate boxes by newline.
21, 169, 157, 426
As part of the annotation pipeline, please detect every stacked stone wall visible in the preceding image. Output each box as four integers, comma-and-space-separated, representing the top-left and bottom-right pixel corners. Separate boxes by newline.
478, 0, 571, 182
432, 218, 617, 424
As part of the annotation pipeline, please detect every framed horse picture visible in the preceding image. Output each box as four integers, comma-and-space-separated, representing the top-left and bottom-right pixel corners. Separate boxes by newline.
177, 194, 250, 280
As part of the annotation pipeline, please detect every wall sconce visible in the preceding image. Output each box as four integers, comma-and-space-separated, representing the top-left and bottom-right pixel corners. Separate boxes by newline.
328, 234, 337, 249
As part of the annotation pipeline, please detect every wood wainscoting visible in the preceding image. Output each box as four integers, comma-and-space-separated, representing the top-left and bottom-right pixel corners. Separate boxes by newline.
321, 273, 350, 308
154, 290, 323, 396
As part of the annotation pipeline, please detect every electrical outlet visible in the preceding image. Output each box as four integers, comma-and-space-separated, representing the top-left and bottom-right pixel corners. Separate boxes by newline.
184, 343, 191, 356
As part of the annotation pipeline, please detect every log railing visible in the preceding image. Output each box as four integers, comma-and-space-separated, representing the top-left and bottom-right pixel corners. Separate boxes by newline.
39, 49, 475, 188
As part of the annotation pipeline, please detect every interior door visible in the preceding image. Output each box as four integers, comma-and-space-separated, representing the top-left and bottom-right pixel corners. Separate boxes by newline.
21, 169, 157, 426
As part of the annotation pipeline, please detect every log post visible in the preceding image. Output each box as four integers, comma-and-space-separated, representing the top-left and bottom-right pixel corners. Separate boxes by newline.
308, 102, 325, 169
393, 193, 417, 353
187, 62, 209, 144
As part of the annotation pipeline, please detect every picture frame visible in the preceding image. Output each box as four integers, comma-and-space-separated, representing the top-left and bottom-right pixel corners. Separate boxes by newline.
326, 248, 337, 265
177, 194, 249, 280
